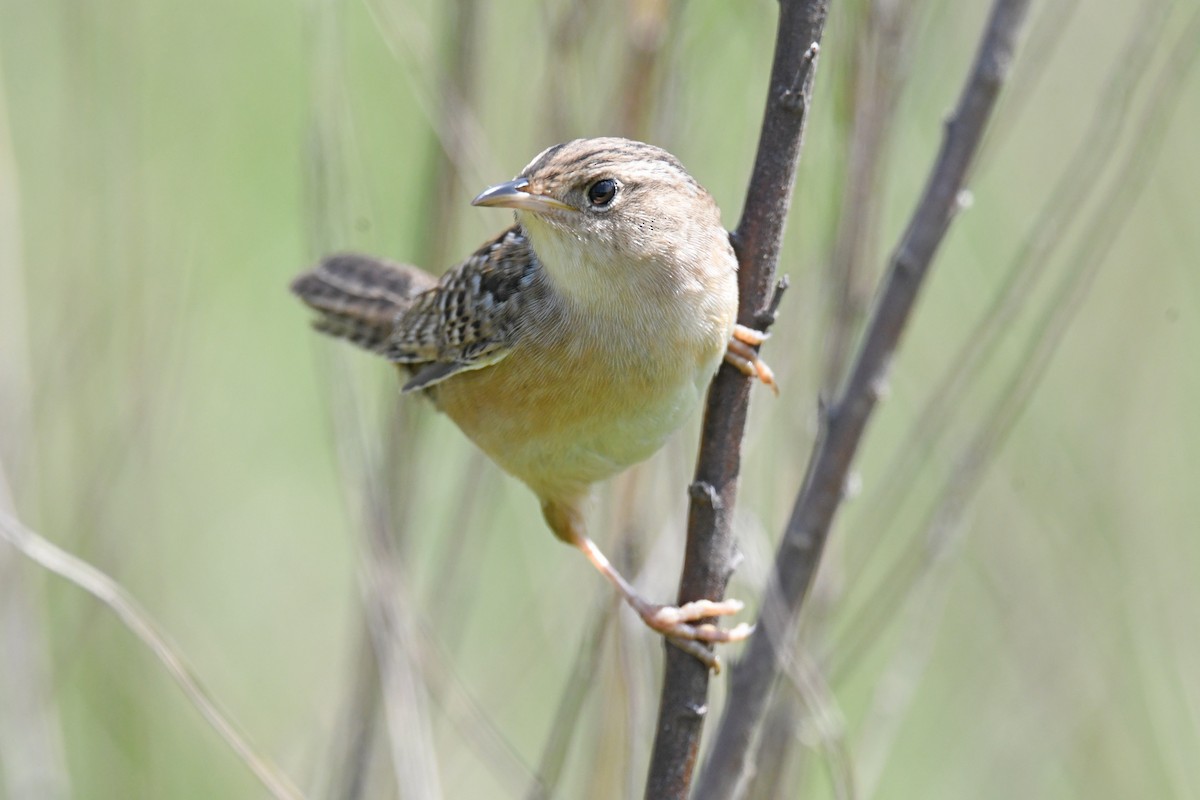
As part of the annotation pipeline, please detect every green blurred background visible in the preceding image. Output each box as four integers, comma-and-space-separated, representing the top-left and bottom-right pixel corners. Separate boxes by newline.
1, 0, 1198, 797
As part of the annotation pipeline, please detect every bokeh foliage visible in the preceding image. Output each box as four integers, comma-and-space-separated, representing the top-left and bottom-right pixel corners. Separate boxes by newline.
1, 0, 1198, 797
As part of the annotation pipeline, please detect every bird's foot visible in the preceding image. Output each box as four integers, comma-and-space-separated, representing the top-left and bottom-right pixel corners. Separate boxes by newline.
555, 517, 754, 673
725, 324, 779, 395
633, 596, 755, 673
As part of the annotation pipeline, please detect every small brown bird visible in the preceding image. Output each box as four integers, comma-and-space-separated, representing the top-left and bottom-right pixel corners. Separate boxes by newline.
292, 138, 774, 668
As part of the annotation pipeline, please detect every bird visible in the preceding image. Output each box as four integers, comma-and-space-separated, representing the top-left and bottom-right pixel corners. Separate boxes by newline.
291, 137, 775, 669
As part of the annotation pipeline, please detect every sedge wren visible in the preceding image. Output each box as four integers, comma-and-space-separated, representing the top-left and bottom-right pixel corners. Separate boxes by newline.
291, 138, 774, 668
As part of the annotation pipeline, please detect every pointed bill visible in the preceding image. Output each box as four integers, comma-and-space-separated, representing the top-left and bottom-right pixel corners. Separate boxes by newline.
471, 178, 575, 213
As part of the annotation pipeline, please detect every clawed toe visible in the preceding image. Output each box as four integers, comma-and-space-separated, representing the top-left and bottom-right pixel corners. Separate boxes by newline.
560, 523, 754, 673
650, 598, 744, 626
639, 596, 755, 670
725, 326, 779, 395
638, 599, 755, 673
732, 323, 768, 346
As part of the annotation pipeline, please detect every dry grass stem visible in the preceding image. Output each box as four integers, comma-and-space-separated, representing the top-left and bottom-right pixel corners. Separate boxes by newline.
0, 508, 304, 800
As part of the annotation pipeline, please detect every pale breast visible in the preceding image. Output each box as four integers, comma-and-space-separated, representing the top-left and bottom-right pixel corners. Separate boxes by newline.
426, 307, 729, 504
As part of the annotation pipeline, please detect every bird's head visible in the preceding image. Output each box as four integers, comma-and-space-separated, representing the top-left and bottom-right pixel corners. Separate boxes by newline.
472, 137, 733, 309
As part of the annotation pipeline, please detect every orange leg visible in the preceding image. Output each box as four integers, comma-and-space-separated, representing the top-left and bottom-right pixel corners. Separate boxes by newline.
725, 324, 779, 395
543, 502, 753, 672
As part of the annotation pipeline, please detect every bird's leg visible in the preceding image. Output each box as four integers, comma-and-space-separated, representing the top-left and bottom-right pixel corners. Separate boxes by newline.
542, 501, 753, 672
725, 324, 779, 395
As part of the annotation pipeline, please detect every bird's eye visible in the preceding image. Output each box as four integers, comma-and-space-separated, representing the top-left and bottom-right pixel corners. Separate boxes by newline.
586, 178, 618, 207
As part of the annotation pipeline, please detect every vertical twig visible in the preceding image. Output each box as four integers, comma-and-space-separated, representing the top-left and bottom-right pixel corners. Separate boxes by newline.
833, 0, 1173, 673
924, 2, 1200, 579
857, 13, 1200, 789
643, 2, 830, 798
695, 0, 1033, 796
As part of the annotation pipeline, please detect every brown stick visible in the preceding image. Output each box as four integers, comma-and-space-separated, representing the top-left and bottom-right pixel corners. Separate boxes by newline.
642, 2, 830, 798
694, 0, 1034, 797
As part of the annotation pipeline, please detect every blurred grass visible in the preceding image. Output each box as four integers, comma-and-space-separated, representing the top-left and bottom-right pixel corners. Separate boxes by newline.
2, 0, 1199, 798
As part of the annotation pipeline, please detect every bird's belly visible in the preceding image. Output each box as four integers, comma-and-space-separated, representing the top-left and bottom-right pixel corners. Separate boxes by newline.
427, 338, 719, 502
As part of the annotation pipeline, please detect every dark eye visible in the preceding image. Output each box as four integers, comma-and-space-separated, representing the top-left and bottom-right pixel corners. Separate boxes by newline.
586, 178, 618, 207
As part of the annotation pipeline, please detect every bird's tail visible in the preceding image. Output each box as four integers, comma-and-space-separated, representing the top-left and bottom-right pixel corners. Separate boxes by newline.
290, 253, 438, 354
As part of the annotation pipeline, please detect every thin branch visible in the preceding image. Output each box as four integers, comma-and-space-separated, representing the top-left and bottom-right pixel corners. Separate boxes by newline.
0, 509, 304, 800
925, 1, 1200, 586
643, 2, 830, 798
972, 0, 1082, 172
695, 0, 1033, 796
832, 0, 1174, 675
853, 16, 1200, 776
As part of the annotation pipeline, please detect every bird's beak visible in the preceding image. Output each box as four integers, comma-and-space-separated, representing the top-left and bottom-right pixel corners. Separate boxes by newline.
471, 178, 574, 213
